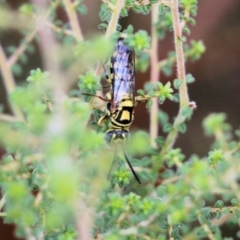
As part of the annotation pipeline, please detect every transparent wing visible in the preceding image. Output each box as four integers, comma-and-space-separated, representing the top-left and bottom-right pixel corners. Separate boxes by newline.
110, 38, 135, 109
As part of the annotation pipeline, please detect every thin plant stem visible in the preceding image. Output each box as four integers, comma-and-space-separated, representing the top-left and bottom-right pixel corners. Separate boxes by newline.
91, 0, 126, 112
0, 0, 61, 123
0, 44, 24, 121
63, 0, 84, 42
0, 113, 20, 122
31, 2, 92, 239
172, 0, 189, 108
45, 20, 75, 37
76, 201, 92, 240
32, 0, 68, 96
198, 214, 215, 240
0, 195, 6, 211
95, 0, 125, 79
150, 3, 160, 147
168, 215, 174, 240
8, 30, 37, 67
8, 0, 61, 68
159, 0, 190, 158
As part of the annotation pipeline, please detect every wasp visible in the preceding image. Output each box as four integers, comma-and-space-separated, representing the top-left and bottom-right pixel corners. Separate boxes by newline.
86, 38, 141, 184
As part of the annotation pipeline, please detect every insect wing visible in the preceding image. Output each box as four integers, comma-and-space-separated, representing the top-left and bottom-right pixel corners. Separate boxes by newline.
111, 38, 135, 109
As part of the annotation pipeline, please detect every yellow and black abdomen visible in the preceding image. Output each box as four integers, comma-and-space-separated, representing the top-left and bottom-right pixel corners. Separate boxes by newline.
109, 98, 134, 129
105, 38, 135, 143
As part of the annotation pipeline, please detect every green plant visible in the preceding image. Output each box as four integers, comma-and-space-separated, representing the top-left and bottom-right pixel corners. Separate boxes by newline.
0, 0, 239, 239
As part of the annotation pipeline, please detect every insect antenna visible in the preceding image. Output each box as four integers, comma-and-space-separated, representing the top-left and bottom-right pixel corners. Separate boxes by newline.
107, 147, 117, 180
121, 146, 141, 184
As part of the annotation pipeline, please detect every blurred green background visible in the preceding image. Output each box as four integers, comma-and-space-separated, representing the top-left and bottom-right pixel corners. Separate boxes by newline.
1, 0, 240, 239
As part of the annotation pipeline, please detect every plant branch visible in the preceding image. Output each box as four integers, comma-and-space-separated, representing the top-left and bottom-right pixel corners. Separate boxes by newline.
0, 195, 6, 211
63, 0, 84, 42
135, 0, 171, 6
95, 0, 125, 79
149, 3, 160, 147
101, 213, 158, 238
45, 20, 75, 37
8, 30, 37, 67
157, 48, 192, 69
0, 114, 20, 122
0, 44, 24, 121
171, 0, 189, 108
8, 0, 61, 67
168, 216, 174, 240
198, 213, 215, 240
159, 0, 190, 158
180, 5, 190, 30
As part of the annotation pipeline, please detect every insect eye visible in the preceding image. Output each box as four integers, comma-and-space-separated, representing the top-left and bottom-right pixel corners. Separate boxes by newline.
107, 102, 111, 110
105, 130, 129, 143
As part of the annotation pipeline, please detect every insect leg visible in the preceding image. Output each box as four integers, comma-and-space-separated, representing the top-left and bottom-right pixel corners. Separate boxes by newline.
121, 146, 141, 184
102, 62, 109, 80
98, 114, 109, 126
81, 93, 109, 102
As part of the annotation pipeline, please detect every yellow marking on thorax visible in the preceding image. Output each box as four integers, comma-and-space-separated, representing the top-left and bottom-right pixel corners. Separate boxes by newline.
120, 110, 130, 121
120, 99, 134, 108
106, 92, 111, 100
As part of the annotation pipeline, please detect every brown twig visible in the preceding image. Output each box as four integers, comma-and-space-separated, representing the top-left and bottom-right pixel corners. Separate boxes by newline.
8, 30, 37, 67
159, 0, 190, 158
63, 0, 84, 42
149, 3, 160, 147
0, 44, 24, 121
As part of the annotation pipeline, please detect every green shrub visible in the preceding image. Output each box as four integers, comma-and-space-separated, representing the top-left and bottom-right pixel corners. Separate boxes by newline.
0, 1, 238, 239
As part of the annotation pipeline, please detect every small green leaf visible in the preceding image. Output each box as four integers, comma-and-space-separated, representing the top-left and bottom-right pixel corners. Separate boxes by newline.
163, 123, 172, 133
146, 99, 153, 108
78, 71, 100, 92
178, 36, 186, 42
120, 8, 128, 17
208, 149, 224, 167
158, 110, 169, 126
181, 106, 193, 119
19, 3, 34, 16
98, 23, 108, 30
203, 113, 230, 136
182, 26, 190, 35
172, 93, 180, 102
137, 89, 145, 97
158, 95, 166, 104
150, 0, 158, 3
162, 64, 173, 76
231, 198, 239, 206
125, 0, 135, 7
158, 4, 168, 15
76, 4, 87, 14
235, 129, 240, 138
187, 17, 196, 25
214, 200, 224, 209
173, 79, 182, 89
155, 136, 165, 147
177, 123, 187, 133
200, 207, 211, 218
235, 209, 240, 219
186, 74, 195, 83
222, 208, 230, 214
216, 211, 222, 219
126, 30, 151, 50
148, 90, 156, 97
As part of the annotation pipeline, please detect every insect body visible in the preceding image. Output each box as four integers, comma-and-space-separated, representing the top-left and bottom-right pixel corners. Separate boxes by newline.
102, 38, 135, 143
98, 38, 140, 183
